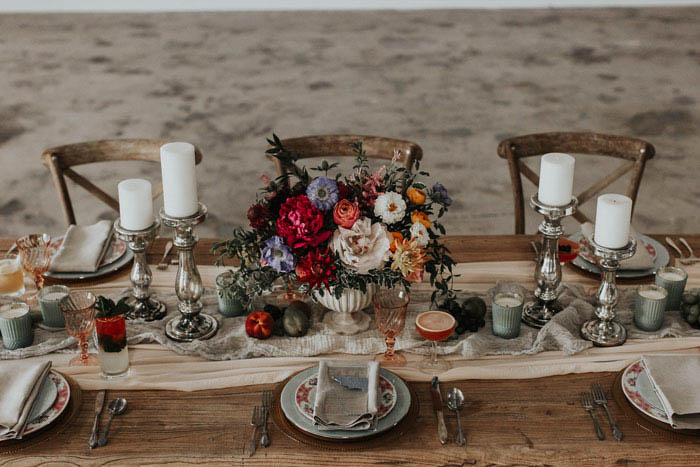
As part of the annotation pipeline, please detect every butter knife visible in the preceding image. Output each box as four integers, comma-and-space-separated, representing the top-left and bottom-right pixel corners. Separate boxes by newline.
331, 375, 368, 392
89, 390, 106, 449
430, 377, 448, 444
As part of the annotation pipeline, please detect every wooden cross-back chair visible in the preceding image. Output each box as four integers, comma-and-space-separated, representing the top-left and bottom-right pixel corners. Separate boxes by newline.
267, 135, 423, 177
41, 138, 203, 227
497, 132, 655, 234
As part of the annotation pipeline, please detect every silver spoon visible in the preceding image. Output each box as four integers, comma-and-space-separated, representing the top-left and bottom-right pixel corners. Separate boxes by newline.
446, 388, 466, 446
97, 398, 127, 447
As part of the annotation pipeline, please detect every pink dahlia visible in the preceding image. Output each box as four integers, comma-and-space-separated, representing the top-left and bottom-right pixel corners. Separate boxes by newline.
276, 195, 332, 250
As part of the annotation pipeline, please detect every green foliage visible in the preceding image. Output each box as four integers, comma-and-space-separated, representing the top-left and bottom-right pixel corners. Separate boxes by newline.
95, 296, 131, 319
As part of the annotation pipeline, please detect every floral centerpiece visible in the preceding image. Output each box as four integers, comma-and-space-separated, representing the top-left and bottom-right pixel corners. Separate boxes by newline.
212, 135, 456, 315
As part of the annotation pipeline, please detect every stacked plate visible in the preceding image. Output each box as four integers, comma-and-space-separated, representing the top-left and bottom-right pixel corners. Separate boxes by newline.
0, 371, 71, 442
45, 236, 133, 280
280, 365, 411, 440
568, 232, 670, 279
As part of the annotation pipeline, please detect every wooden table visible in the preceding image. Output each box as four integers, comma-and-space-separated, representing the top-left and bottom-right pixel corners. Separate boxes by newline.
2, 234, 699, 465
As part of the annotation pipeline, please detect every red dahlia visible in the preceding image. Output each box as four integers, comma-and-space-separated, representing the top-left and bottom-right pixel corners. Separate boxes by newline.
247, 203, 269, 230
296, 248, 336, 290
276, 195, 331, 250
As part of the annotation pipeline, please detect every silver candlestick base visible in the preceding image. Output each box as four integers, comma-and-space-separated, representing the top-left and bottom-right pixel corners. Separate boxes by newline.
522, 195, 578, 329
160, 203, 218, 342
113, 218, 166, 321
580, 237, 637, 347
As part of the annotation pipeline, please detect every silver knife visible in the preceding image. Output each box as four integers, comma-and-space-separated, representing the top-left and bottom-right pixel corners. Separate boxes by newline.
88, 390, 106, 449
331, 375, 368, 392
430, 377, 449, 444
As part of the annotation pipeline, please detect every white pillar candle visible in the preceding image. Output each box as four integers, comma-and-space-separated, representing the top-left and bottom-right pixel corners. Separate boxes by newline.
160, 142, 198, 217
118, 179, 153, 230
538, 153, 575, 206
594, 194, 632, 249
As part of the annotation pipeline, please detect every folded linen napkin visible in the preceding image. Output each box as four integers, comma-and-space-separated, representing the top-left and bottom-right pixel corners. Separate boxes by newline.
313, 360, 379, 431
49, 220, 113, 273
642, 355, 700, 430
581, 222, 654, 270
0, 360, 51, 440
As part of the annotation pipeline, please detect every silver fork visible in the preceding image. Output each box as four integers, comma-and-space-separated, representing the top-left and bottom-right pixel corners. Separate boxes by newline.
591, 383, 622, 441
680, 238, 700, 264
260, 391, 271, 448
156, 241, 173, 270
245, 406, 264, 457
581, 392, 605, 440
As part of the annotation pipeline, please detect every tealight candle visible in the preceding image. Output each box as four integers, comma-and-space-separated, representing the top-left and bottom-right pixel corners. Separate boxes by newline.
638, 288, 667, 300
491, 293, 524, 339
635, 285, 668, 331
160, 142, 198, 218
655, 266, 688, 310
118, 178, 153, 230
593, 194, 632, 249
494, 296, 523, 307
538, 153, 575, 206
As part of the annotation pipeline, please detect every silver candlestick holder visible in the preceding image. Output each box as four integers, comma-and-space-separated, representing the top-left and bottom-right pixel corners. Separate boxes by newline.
580, 236, 636, 347
522, 195, 578, 328
113, 218, 166, 321
160, 203, 218, 342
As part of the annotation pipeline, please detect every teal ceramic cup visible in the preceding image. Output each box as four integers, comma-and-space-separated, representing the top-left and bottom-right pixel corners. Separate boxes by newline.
38, 285, 70, 328
0, 302, 34, 349
491, 292, 524, 339
216, 272, 248, 317
634, 285, 668, 332
655, 266, 687, 311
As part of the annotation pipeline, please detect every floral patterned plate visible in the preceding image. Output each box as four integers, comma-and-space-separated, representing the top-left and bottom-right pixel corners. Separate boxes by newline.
18, 371, 70, 437
294, 373, 397, 422
621, 360, 670, 425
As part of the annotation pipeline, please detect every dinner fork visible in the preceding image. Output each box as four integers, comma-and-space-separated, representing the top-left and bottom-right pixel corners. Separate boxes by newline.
580, 392, 605, 440
260, 391, 271, 448
156, 241, 173, 270
591, 383, 622, 441
245, 406, 265, 457
665, 237, 700, 265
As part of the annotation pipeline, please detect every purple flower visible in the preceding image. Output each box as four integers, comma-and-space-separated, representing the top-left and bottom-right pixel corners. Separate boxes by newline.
306, 176, 339, 211
262, 236, 295, 272
432, 183, 452, 206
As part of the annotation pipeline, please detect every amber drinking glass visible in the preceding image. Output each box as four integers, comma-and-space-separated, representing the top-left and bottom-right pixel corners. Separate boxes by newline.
16, 234, 51, 293
373, 288, 410, 367
0, 254, 25, 296
415, 310, 456, 375
60, 291, 99, 366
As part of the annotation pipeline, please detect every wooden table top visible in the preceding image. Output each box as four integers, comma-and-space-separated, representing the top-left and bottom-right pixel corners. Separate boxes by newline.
2, 234, 699, 465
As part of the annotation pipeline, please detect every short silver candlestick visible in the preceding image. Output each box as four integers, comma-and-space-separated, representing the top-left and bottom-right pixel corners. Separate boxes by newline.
522, 195, 578, 329
160, 203, 218, 342
113, 218, 166, 321
580, 237, 636, 347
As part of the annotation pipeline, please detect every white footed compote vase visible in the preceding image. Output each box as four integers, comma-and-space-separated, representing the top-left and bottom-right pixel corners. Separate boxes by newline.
113, 218, 166, 321
316, 284, 377, 335
160, 203, 218, 342
580, 236, 636, 347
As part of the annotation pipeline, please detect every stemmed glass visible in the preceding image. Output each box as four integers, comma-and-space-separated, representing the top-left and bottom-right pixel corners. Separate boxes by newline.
16, 234, 51, 301
415, 310, 457, 375
59, 291, 99, 366
373, 288, 410, 367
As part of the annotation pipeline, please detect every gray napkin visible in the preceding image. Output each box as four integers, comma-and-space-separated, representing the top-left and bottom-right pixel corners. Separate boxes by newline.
49, 220, 113, 272
0, 360, 52, 440
313, 360, 379, 431
642, 355, 700, 429
581, 223, 654, 270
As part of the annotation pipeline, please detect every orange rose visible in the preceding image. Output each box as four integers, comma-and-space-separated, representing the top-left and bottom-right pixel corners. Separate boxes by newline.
411, 211, 431, 228
333, 199, 360, 229
389, 232, 403, 252
406, 187, 426, 205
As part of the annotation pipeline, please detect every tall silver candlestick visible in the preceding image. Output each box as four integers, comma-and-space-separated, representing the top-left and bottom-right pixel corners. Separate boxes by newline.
580, 237, 636, 347
522, 195, 578, 328
160, 203, 218, 342
113, 219, 166, 321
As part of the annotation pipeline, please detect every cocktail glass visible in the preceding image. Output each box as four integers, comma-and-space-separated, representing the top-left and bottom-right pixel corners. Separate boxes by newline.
96, 314, 130, 378
0, 254, 25, 296
60, 291, 99, 366
415, 310, 456, 375
16, 234, 51, 302
373, 288, 410, 367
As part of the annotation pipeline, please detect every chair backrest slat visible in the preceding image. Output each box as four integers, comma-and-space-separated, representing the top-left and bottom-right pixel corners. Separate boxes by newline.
498, 132, 655, 234
41, 138, 203, 226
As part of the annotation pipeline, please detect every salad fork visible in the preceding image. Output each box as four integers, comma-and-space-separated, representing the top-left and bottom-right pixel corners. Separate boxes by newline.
245, 406, 264, 457
580, 392, 605, 440
591, 383, 622, 441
